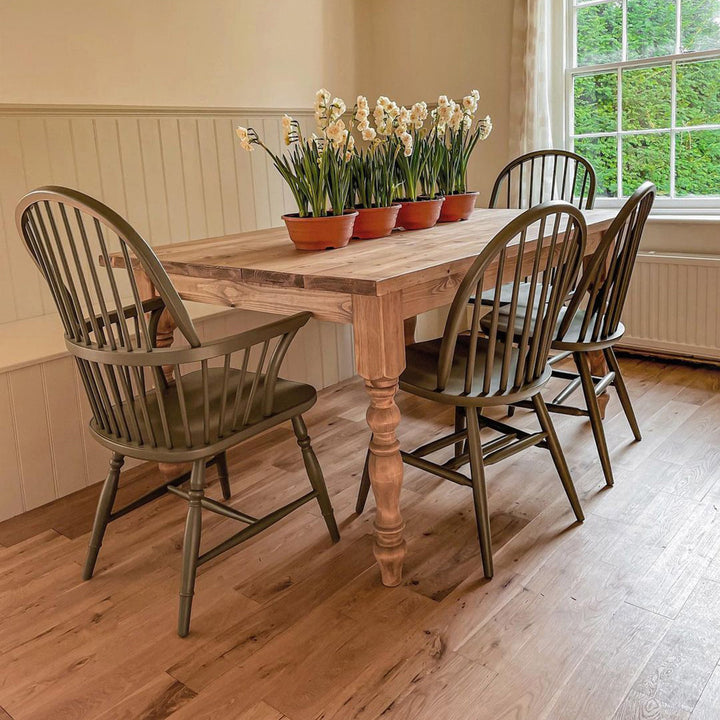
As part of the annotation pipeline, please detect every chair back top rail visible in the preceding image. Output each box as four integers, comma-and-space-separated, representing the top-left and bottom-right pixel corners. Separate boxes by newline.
490, 149, 597, 211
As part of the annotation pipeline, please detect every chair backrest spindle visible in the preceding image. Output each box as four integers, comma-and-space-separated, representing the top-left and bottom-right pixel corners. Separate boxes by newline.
438, 202, 587, 398
490, 149, 597, 211
558, 182, 655, 344
17, 186, 310, 457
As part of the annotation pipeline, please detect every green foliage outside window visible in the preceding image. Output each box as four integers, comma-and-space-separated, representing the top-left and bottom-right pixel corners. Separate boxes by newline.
574, 73, 617, 134
574, 136, 618, 195
676, 129, 720, 194
573, 0, 720, 198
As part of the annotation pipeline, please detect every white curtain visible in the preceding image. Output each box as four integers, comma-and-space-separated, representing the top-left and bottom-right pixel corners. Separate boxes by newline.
510, 0, 555, 157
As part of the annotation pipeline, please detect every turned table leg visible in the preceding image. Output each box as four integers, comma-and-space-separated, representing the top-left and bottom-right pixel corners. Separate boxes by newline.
353, 292, 407, 586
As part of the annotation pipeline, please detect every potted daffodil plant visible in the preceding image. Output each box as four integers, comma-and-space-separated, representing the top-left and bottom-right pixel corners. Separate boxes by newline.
436, 90, 493, 222
349, 95, 403, 239
378, 98, 446, 230
236, 89, 356, 250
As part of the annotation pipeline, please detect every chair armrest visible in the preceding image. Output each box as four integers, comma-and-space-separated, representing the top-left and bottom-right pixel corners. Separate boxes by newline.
84, 296, 166, 342
69, 311, 312, 368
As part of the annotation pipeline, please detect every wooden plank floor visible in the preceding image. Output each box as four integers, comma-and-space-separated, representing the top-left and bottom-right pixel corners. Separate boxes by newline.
1, 356, 720, 719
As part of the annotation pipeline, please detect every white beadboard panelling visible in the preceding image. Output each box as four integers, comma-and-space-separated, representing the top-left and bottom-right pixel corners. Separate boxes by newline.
94, 117, 128, 219
158, 117, 191, 243
196, 117, 225, 238
117, 118, 151, 240
7, 364, 56, 509
137, 118, 171, 244
0, 374, 24, 521
70, 118, 104, 199
621, 253, 720, 361
0, 105, 315, 327
42, 357, 88, 496
232, 116, 257, 233
178, 117, 208, 240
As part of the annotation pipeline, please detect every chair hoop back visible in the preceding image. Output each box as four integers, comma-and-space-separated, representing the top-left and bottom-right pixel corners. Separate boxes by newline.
16, 185, 200, 349
490, 149, 597, 211
438, 201, 587, 396
558, 181, 656, 343
15, 186, 310, 456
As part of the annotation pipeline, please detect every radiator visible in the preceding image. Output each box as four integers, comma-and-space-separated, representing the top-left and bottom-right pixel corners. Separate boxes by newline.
620, 252, 720, 361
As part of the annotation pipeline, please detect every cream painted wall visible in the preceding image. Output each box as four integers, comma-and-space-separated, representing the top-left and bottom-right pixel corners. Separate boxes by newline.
0, 0, 357, 108
355, 0, 515, 205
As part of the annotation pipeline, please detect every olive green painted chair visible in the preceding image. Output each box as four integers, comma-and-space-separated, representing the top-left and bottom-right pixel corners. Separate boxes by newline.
477, 149, 597, 308
16, 186, 339, 637
483, 182, 656, 488
489, 148, 597, 211
358, 202, 588, 578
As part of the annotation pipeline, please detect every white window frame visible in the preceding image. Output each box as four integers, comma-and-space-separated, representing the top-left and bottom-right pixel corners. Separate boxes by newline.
565, 0, 720, 213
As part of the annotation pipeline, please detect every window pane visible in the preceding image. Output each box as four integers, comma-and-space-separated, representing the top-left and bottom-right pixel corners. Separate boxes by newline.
574, 136, 618, 196
622, 65, 671, 130
677, 59, 720, 126
676, 129, 720, 195
576, 2, 623, 66
574, 73, 618, 133
681, 0, 720, 52
622, 133, 671, 195
627, 0, 677, 60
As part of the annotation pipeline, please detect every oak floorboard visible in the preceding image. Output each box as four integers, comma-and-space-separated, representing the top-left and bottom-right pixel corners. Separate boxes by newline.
92, 674, 196, 720
0, 359, 718, 719
613, 578, 720, 719
691, 662, 720, 719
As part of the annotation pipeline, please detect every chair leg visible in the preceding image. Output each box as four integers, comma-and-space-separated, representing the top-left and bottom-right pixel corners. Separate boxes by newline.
605, 347, 642, 441
292, 415, 340, 543
356, 446, 372, 515
532, 394, 584, 523
83, 452, 124, 581
215, 451, 231, 500
575, 351, 615, 487
178, 458, 205, 638
466, 408, 493, 578
454, 407, 466, 457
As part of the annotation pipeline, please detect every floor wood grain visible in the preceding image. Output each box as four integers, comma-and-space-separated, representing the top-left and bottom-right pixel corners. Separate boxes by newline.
1, 356, 720, 719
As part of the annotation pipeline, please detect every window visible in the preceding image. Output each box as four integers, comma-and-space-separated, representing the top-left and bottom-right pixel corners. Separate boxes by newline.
568, 0, 720, 207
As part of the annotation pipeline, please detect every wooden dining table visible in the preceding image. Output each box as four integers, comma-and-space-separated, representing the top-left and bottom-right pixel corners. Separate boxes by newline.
114, 208, 616, 587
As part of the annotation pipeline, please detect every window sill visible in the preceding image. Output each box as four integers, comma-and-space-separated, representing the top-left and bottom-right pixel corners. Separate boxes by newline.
647, 214, 720, 224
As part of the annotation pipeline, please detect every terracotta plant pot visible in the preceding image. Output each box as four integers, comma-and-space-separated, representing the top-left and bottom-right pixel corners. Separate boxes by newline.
395, 196, 445, 231
352, 204, 402, 240
439, 191, 480, 222
282, 211, 358, 251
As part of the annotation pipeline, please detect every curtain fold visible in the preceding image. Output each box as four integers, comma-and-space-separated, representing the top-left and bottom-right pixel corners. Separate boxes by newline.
510, 0, 554, 157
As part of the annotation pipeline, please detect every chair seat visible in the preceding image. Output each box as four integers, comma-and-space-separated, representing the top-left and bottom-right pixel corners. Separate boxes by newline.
400, 335, 552, 407
476, 281, 541, 306
551, 313, 625, 351
480, 303, 625, 351
90, 368, 316, 461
